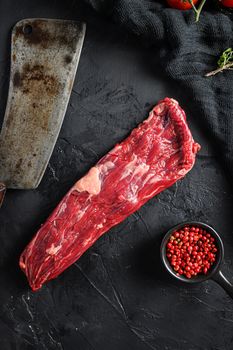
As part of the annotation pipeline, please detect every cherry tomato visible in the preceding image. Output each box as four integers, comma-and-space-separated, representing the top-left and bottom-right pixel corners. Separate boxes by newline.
219, 0, 233, 7
166, 0, 199, 10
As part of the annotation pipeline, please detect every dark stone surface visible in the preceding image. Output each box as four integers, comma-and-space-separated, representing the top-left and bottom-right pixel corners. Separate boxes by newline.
1, 1, 233, 349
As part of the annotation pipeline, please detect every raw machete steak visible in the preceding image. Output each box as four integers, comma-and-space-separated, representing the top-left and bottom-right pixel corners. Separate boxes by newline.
20, 97, 200, 291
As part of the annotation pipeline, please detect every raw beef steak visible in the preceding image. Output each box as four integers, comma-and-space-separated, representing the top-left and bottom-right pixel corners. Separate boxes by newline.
20, 97, 200, 291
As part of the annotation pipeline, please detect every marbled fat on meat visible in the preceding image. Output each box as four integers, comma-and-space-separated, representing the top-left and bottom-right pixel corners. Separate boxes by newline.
20, 98, 200, 291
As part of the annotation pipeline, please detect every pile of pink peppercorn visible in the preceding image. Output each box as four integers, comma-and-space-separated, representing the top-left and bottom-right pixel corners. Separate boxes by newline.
166, 225, 218, 278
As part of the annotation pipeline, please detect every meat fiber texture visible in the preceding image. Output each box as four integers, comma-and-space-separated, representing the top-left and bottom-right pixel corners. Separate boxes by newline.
20, 97, 200, 291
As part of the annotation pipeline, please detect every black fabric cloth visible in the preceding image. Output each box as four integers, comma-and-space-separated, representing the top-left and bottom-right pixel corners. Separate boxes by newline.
83, 0, 233, 180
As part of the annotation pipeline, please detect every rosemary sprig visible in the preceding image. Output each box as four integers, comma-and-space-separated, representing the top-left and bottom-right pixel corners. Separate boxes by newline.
205, 48, 233, 77
188, 0, 208, 22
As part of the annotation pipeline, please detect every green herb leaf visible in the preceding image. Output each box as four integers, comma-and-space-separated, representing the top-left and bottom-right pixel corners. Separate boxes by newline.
217, 48, 233, 68
205, 48, 233, 77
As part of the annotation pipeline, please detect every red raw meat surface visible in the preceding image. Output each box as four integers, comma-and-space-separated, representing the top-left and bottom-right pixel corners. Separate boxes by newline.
20, 97, 200, 291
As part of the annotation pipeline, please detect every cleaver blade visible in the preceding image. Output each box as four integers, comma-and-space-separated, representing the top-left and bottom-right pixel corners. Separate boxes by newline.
0, 18, 86, 189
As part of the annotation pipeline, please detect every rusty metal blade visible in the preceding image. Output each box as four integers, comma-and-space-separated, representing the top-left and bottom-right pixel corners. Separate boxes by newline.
0, 18, 86, 189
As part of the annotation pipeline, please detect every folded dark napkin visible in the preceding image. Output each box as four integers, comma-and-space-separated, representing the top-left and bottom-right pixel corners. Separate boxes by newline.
83, 0, 233, 181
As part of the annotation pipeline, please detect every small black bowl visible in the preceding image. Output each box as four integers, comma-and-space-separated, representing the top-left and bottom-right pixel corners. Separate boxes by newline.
161, 221, 233, 299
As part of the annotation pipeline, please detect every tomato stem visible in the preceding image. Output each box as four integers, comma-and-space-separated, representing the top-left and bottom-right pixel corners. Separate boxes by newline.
188, 0, 208, 22
196, 0, 208, 21
188, 0, 198, 12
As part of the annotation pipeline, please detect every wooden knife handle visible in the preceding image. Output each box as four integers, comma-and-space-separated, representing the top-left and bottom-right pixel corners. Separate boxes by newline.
0, 183, 6, 208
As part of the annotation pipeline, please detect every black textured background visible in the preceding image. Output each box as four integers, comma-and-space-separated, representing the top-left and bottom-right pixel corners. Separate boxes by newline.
1, 1, 233, 349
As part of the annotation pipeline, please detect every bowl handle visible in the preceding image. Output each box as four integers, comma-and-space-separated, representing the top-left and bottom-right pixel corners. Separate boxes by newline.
212, 269, 233, 299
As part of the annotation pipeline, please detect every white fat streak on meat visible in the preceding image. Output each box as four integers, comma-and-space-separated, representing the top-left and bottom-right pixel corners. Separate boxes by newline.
25, 236, 56, 281
81, 223, 106, 249
99, 161, 115, 173
118, 154, 151, 203
34, 269, 52, 290
35, 250, 66, 285
76, 204, 89, 222
46, 243, 62, 255
120, 154, 149, 181
74, 167, 101, 195
73, 161, 115, 195
127, 183, 139, 203
142, 184, 167, 199
34, 261, 47, 283
57, 203, 67, 216
82, 235, 95, 247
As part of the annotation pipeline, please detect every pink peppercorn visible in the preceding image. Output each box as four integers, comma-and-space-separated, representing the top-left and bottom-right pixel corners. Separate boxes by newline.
166, 225, 218, 279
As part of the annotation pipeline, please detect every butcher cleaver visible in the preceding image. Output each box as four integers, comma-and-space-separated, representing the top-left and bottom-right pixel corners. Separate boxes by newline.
0, 18, 86, 205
